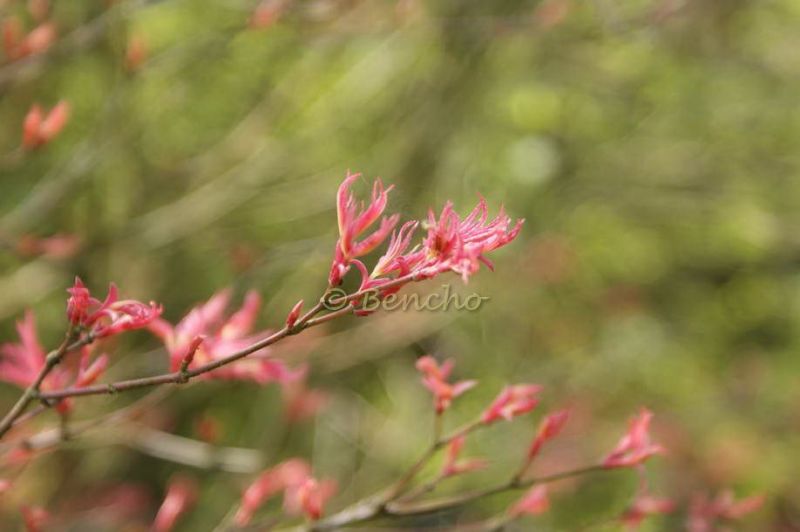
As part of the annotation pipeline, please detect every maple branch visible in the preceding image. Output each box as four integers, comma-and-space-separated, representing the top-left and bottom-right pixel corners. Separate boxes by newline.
34, 272, 423, 403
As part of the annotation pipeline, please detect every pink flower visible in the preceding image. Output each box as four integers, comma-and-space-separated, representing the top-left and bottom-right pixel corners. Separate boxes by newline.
0, 478, 11, 495
603, 408, 664, 469
325, 174, 523, 302
0, 311, 108, 413
0, 311, 69, 391
527, 409, 570, 461
362, 199, 524, 285
148, 289, 303, 385
236, 467, 292, 526
284, 477, 337, 521
66, 277, 162, 337
415, 356, 477, 414
152, 476, 197, 532
3, 17, 56, 62
372, 220, 419, 277
18, 22, 56, 58
236, 459, 332, 525
687, 490, 765, 532
329, 172, 399, 286
621, 493, 675, 530
481, 384, 542, 424
441, 435, 487, 477
509, 485, 549, 517
22, 100, 68, 150
418, 199, 524, 283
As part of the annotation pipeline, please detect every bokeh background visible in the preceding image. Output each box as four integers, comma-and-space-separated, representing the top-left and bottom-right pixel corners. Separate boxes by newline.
1, 0, 798, 529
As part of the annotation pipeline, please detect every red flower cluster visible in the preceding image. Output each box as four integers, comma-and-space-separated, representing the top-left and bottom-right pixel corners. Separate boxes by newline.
328, 172, 523, 297
603, 408, 664, 469
415, 355, 476, 414
148, 289, 303, 385
66, 277, 162, 338
235, 459, 336, 525
418, 200, 525, 283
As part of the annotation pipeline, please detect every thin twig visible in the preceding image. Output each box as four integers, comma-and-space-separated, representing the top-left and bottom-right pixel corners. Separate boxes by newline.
305, 416, 487, 531
0, 387, 172, 454
385, 465, 606, 517
305, 464, 606, 531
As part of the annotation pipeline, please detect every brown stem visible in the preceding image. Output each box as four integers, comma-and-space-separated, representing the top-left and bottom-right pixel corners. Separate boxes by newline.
0, 387, 171, 454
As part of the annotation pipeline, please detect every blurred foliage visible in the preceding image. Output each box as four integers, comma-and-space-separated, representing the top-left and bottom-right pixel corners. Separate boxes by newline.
1, 0, 799, 529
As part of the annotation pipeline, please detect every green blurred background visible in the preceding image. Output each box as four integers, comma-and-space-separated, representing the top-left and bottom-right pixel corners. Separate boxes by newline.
1, 0, 798, 529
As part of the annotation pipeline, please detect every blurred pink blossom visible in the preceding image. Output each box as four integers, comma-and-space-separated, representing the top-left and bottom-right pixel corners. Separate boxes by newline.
416, 355, 476, 414
152, 476, 197, 532
481, 384, 541, 424
509, 485, 549, 517
527, 409, 570, 461
441, 435, 487, 478
687, 490, 765, 532
603, 408, 664, 469
21, 100, 68, 149
66, 277, 162, 338
148, 289, 302, 384
236, 459, 335, 525
329, 172, 398, 286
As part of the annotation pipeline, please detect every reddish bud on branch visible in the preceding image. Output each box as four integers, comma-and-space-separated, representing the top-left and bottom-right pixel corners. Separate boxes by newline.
286, 299, 304, 329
